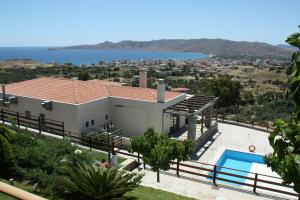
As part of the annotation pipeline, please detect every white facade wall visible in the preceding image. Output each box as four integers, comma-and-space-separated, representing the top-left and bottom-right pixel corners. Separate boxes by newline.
153, 93, 187, 134
0, 95, 78, 133
1, 92, 187, 138
76, 98, 111, 133
179, 115, 186, 128
110, 97, 155, 137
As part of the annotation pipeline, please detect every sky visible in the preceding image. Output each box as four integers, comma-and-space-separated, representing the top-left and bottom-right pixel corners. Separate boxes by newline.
0, 0, 300, 47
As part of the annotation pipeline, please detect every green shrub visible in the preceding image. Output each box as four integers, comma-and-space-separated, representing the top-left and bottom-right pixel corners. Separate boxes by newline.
11, 131, 105, 197
55, 163, 143, 200
0, 125, 15, 178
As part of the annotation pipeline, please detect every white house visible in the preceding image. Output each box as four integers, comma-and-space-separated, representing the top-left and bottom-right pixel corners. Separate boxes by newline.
0, 77, 187, 137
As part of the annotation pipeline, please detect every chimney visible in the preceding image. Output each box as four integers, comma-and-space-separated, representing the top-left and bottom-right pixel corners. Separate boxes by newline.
139, 69, 147, 88
157, 79, 165, 103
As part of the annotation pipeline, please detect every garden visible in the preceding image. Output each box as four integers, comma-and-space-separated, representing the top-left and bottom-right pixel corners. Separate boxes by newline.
0, 125, 195, 200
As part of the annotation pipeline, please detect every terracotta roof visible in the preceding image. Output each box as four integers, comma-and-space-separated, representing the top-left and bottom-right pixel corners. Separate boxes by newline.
170, 87, 190, 93
107, 85, 181, 102
4, 77, 182, 104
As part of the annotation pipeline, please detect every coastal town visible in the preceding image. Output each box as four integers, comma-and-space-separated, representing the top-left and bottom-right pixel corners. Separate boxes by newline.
0, 1, 299, 200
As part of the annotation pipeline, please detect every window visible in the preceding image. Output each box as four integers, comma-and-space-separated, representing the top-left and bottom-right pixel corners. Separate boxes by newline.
91, 119, 95, 126
85, 121, 89, 127
25, 111, 31, 118
39, 113, 46, 125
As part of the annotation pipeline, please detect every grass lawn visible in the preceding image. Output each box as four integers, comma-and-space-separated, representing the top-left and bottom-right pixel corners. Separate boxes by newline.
0, 179, 51, 199
0, 179, 194, 200
0, 193, 16, 200
125, 185, 195, 200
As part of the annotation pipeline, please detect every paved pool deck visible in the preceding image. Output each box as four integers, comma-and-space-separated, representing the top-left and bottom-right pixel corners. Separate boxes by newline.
196, 122, 273, 164
138, 167, 294, 200
132, 122, 298, 200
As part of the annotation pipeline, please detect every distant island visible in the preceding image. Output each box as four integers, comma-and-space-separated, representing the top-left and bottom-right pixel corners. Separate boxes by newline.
49, 38, 294, 58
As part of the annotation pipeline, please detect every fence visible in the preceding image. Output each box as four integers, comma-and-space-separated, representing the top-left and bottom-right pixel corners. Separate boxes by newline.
1, 109, 64, 136
168, 161, 298, 198
216, 114, 273, 132
66, 128, 123, 151
1, 109, 298, 199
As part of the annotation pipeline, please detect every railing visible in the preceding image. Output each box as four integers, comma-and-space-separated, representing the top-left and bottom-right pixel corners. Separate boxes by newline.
128, 148, 298, 199
0, 109, 122, 149
1, 109, 64, 135
215, 114, 273, 133
66, 129, 123, 151
167, 160, 298, 198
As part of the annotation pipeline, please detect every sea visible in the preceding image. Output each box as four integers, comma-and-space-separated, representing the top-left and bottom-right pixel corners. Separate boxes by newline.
0, 47, 208, 65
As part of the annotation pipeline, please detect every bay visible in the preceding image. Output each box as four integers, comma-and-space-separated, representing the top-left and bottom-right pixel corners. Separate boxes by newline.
0, 47, 208, 65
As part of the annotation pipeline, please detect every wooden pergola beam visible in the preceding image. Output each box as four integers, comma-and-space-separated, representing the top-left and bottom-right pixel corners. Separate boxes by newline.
164, 95, 218, 116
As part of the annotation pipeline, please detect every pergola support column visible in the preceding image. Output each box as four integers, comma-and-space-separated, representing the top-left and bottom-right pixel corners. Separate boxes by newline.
205, 105, 213, 128
187, 114, 197, 140
201, 112, 204, 134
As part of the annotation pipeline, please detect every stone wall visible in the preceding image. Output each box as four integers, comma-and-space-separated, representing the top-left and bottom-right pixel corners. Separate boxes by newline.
192, 122, 218, 153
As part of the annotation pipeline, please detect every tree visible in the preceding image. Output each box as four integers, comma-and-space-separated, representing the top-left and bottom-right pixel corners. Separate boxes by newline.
128, 128, 193, 182
265, 25, 300, 194
286, 25, 300, 120
56, 163, 143, 200
208, 75, 242, 107
0, 125, 15, 178
187, 75, 242, 108
78, 71, 90, 81
240, 90, 255, 106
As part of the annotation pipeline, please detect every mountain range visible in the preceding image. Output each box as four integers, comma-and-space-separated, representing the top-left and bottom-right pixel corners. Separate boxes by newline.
276, 44, 298, 51
49, 39, 294, 58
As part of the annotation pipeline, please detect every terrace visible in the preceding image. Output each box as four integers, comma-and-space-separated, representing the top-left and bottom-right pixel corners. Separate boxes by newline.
139, 123, 298, 200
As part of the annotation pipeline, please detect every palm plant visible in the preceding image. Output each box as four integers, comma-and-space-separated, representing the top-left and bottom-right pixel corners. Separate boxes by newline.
56, 162, 143, 200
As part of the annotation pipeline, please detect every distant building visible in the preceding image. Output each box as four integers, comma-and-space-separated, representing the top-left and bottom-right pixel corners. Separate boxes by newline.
131, 75, 139, 86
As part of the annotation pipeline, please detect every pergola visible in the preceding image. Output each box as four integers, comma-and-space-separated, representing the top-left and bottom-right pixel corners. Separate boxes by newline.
164, 95, 218, 140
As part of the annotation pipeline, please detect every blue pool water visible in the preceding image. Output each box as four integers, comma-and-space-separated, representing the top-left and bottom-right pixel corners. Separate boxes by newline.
211, 150, 265, 184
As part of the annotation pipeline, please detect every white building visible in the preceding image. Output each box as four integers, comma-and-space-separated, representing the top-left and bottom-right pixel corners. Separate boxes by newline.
0, 77, 186, 137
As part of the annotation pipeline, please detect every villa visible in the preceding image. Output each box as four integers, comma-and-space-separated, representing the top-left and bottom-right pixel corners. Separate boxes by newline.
0, 75, 218, 144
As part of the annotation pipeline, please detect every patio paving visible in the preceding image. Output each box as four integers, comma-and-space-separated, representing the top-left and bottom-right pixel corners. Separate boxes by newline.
134, 122, 298, 200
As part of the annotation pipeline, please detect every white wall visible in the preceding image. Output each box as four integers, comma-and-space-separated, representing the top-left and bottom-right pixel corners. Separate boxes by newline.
76, 98, 111, 133
109, 93, 186, 137
110, 97, 155, 137
153, 93, 187, 134
1, 92, 187, 138
0, 95, 78, 133
179, 115, 186, 128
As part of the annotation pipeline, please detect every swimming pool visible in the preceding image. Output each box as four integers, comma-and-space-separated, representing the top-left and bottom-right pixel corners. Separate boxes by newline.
211, 149, 265, 184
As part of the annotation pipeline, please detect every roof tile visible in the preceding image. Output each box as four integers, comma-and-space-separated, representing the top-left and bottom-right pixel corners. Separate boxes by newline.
4, 77, 181, 104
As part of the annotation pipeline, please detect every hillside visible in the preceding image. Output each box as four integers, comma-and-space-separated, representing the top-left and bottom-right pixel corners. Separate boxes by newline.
49, 39, 293, 58
276, 44, 298, 51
